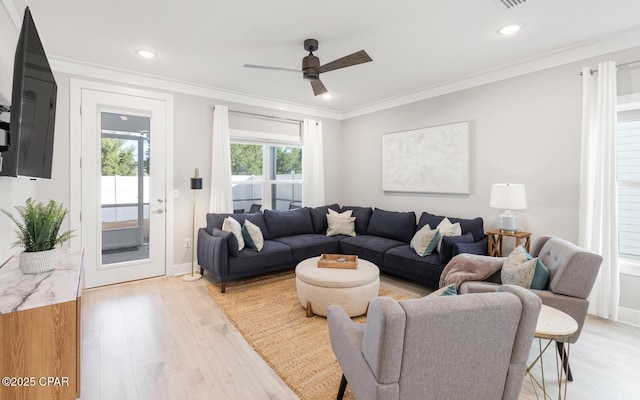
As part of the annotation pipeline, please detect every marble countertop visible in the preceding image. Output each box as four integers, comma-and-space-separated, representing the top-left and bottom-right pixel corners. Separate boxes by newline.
0, 248, 84, 314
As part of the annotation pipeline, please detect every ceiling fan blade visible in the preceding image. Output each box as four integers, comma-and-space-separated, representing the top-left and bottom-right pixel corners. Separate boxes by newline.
316, 50, 372, 74
311, 79, 328, 96
244, 64, 301, 73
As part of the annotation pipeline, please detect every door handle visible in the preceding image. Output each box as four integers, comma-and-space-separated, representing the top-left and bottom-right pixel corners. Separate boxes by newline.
152, 208, 164, 214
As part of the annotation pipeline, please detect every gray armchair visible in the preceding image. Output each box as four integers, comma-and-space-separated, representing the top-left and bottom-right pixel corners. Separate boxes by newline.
327, 285, 541, 400
460, 236, 602, 344
460, 236, 603, 380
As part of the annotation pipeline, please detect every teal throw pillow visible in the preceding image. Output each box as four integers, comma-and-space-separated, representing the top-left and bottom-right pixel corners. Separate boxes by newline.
426, 283, 457, 298
524, 248, 550, 290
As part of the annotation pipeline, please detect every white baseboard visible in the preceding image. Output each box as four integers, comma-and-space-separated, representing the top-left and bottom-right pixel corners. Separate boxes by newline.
170, 262, 196, 277
618, 306, 640, 328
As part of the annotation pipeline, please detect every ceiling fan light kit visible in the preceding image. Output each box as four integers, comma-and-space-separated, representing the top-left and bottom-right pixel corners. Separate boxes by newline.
245, 38, 372, 96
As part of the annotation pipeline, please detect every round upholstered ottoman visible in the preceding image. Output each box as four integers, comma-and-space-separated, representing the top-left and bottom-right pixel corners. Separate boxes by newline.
295, 256, 380, 317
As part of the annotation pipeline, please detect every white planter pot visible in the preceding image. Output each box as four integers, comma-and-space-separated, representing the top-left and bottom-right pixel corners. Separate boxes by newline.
19, 248, 60, 274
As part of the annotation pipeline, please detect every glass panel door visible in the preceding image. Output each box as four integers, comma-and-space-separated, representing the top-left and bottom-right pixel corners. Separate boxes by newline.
100, 112, 150, 265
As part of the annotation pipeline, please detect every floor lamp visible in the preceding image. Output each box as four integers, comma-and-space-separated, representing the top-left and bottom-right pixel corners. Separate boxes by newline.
183, 168, 203, 282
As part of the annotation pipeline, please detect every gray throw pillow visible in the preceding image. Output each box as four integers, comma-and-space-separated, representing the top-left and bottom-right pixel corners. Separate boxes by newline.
501, 245, 537, 288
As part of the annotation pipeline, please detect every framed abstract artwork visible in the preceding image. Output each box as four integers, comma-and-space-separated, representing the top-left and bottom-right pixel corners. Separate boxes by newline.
382, 121, 470, 194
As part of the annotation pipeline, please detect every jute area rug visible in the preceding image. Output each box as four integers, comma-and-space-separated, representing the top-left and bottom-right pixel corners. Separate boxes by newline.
206, 272, 409, 400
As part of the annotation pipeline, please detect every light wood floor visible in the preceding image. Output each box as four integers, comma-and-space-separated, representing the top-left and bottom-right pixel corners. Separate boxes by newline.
82, 274, 640, 400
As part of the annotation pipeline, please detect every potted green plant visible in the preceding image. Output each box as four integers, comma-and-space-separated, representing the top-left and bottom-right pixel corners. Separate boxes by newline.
2, 198, 74, 274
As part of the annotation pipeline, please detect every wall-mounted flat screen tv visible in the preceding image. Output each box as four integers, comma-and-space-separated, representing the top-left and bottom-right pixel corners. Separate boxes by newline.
0, 7, 57, 179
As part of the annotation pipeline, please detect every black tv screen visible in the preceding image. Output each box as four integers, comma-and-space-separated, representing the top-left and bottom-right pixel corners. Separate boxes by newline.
0, 7, 57, 179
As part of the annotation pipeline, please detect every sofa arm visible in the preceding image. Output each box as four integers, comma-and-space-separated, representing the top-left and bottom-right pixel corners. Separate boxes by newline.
452, 236, 488, 257
197, 227, 231, 281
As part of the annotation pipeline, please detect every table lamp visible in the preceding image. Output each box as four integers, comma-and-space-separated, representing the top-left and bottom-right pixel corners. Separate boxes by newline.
183, 168, 203, 282
490, 183, 527, 233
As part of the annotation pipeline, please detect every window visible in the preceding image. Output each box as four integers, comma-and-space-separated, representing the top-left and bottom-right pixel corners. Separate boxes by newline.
230, 143, 302, 212
617, 116, 640, 261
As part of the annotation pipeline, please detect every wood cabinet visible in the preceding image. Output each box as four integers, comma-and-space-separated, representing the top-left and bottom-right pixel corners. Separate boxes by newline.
0, 248, 84, 400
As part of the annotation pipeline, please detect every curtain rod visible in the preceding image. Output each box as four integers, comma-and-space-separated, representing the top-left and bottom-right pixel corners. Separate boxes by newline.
579, 59, 640, 76
216, 108, 303, 125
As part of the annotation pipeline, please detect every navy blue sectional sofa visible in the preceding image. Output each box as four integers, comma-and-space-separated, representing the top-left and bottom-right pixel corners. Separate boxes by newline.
197, 204, 487, 292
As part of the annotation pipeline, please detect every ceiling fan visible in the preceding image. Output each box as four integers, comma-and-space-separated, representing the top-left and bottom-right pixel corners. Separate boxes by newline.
244, 39, 373, 96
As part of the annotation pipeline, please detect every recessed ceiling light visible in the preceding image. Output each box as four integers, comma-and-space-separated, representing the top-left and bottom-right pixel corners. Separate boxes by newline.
119, 115, 128, 121
322, 93, 334, 100
136, 49, 157, 59
498, 24, 524, 35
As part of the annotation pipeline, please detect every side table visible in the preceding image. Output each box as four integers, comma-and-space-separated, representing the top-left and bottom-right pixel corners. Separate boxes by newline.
487, 229, 531, 257
527, 305, 578, 400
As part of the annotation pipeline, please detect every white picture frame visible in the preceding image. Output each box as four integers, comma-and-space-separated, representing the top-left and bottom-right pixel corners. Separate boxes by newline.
382, 121, 470, 194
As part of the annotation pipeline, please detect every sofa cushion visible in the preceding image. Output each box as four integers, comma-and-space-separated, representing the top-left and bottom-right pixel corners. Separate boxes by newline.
207, 212, 270, 240
439, 233, 475, 264
339, 235, 405, 268
326, 209, 356, 237
341, 206, 373, 235
264, 208, 314, 239
274, 234, 342, 264
309, 203, 341, 234
366, 208, 417, 243
383, 245, 444, 289
229, 240, 293, 277
418, 212, 484, 242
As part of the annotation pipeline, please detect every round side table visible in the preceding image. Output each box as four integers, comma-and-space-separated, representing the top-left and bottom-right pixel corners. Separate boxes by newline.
527, 305, 578, 400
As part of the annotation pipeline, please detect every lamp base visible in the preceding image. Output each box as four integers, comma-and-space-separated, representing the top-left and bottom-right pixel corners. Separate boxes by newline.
182, 272, 202, 282
497, 210, 519, 233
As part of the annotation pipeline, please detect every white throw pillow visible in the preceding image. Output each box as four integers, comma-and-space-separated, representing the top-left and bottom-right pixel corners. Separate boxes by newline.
501, 245, 537, 288
410, 224, 441, 257
222, 216, 245, 251
435, 218, 462, 253
242, 220, 264, 251
326, 209, 356, 237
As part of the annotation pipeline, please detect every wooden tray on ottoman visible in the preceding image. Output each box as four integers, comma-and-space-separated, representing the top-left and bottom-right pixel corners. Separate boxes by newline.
317, 254, 358, 269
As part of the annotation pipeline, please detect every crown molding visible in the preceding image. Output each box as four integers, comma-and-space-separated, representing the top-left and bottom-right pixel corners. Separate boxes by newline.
342, 26, 640, 120
50, 57, 342, 121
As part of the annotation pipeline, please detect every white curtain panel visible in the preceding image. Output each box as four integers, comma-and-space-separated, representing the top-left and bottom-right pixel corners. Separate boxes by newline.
578, 61, 620, 320
302, 119, 325, 207
209, 105, 233, 213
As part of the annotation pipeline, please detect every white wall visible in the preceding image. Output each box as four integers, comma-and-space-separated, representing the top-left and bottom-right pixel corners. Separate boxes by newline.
340, 45, 640, 320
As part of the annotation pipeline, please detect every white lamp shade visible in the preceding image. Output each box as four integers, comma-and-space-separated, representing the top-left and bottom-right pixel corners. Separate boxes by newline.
490, 184, 527, 210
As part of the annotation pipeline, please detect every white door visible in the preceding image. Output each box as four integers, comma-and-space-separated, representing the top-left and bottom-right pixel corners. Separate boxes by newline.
80, 89, 168, 288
